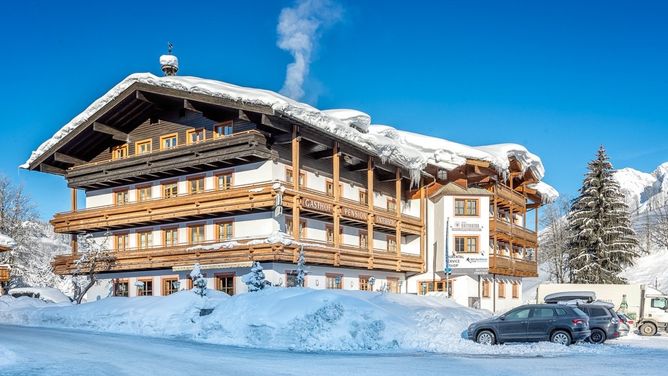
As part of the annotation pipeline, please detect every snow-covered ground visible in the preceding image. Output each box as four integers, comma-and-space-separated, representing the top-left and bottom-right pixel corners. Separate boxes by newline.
1, 288, 667, 375
0, 325, 666, 376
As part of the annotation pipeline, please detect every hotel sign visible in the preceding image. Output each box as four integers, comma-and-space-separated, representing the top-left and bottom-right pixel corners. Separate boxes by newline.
375, 215, 397, 227
172, 261, 253, 272
301, 198, 333, 214
341, 207, 368, 221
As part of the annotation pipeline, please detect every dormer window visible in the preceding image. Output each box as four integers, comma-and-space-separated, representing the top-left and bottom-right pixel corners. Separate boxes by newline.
186, 129, 205, 144
160, 133, 178, 150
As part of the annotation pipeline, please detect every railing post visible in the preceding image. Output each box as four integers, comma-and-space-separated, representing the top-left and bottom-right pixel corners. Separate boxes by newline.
292, 125, 301, 240
70, 188, 78, 255
367, 157, 374, 263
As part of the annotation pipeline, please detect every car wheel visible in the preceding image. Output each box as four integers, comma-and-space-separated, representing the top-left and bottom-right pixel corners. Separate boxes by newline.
476, 330, 496, 345
550, 330, 571, 346
587, 329, 606, 344
639, 323, 658, 337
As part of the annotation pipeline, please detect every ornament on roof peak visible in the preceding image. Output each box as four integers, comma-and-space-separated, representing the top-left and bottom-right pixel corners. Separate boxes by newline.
160, 42, 179, 76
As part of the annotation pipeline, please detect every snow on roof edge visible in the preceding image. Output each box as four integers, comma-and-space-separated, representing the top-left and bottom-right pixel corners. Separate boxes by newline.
21, 72, 556, 199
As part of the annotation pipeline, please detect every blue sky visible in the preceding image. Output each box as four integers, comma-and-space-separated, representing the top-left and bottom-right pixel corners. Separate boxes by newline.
2, 0, 668, 219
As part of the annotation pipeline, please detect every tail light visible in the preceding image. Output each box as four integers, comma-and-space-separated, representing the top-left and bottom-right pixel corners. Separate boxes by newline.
611, 318, 619, 324
572, 319, 585, 325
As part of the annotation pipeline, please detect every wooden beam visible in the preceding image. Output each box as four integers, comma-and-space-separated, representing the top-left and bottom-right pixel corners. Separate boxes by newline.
261, 114, 292, 133
348, 162, 367, 172
309, 148, 334, 160
466, 159, 490, 168
39, 163, 66, 175
135, 91, 153, 104
292, 125, 301, 240
54, 152, 86, 166
93, 122, 128, 142
395, 167, 402, 255
272, 133, 295, 145
183, 99, 202, 113
238, 109, 251, 122
71, 188, 77, 212
367, 156, 375, 257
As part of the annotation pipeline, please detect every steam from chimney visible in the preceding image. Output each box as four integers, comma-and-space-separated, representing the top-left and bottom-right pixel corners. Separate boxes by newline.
277, 0, 342, 101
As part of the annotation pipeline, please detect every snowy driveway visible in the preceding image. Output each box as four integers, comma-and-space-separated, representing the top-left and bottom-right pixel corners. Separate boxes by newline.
0, 325, 666, 376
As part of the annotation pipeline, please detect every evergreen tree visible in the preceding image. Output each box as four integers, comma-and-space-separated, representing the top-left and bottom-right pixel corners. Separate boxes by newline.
567, 146, 639, 283
295, 246, 307, 287
190, 263, 207, 297
242, 262, 270, 292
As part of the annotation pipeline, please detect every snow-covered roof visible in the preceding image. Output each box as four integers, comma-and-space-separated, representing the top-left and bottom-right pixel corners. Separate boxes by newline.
21, 72, 557, 201
0, 234, 16, 251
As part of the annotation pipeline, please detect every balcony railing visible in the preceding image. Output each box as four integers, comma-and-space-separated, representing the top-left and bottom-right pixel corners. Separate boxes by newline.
488, 254, 537, 277
52, 235, 423, 275
489, 218, 537, 245
492, 184, 526, 208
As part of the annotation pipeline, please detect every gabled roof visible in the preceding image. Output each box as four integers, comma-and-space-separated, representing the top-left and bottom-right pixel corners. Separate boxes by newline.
22, 72, 558, 202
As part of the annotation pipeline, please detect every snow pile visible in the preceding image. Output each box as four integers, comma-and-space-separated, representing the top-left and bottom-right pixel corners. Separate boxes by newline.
21, 73, 556, 200
7, 287, 72, 304
0, 344, 16, 367
0, 288, 607, 356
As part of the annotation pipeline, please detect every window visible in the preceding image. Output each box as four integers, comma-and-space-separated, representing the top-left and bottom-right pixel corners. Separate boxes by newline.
387, 198, 397, 212
498, 281, 506, 298
359, 190, 368, 205
113, 280, 129, 297
137, 279, 153, 296
326, 274, 343, 289
505, 308, 531, 320
216, 221, 233, 241
186, 128, 206, 144
214, 122, 233, 138
286, 271, 299, 288
555, 308, 569, 316
162, 181, 178, 198
111, 144, 128, 160
286, 216, 306, 239
359, 230, 368, 249
454, 198, 478, 216
325, 225, 335, 244
162, 278, 179, 295
115, 233, 129, 251
285, 168, 305, 187
359, 276, 371, 291
387, 235, 397, 252
160, 133, 178, 150
189, 224, 205, 244
215, 274, 234, 295
651, 298, 668, 309
217, 172, 232, 190
136, 185, 152, 202
512, 282, 520, 299
325, 181, 341, 197
588, 307, 610, 317
387, 278, 400, 293
482, 280, 491, 298
137, 231, 152, 250
418, 280, 453, 296
454, 236, 478, 253
188, 176, 205, 194
114, 189, 129, 206
135, 139, 152, 155
532, 308, 555, 318
163, 227, 178, 247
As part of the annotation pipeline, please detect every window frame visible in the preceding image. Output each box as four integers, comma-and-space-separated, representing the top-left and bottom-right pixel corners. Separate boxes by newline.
136, 184, 152, 203
134, 139, 152, 155
215, 220, 234, 242
160, 133, 178, 150
386, 277, 400, 293
359, 230, 368, 249
213, 121, 234, 139
162, 226, 179, 247
386, 198, 397, 212
387, 235, 397, 252
326, 273, 343, 290
111, 144, 129, 160
512, 282, 520, 299
285, 167, 306, 188
214, 273, 235, 295
161, 180, 179, 199
215, 171, 233, 191
136, 278, 153, 296
454, 235, 479, 253
454, 198, 479, 217
498, 281, 506, 299
482, 279, 491, 298
188, 223, 206, 244
186, 128, 206, 145
285, 216, 307, 239
136, 230, 153, 250
359, 189, 368, 205
114, 233, 129, 252
113, 279, 129, 297
187, 175, 206, 194
113, 188, 129, 206
359, 275, 371, 291
162, 277, 179, 295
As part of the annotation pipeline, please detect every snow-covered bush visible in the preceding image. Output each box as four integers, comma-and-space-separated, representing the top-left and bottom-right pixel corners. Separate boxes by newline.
242, 262, 270, 292
295, 246, 307, 287
190, 264, 207, 297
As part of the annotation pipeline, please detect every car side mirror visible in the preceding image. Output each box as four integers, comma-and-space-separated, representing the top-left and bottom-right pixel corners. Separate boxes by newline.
499, 315, 506, 321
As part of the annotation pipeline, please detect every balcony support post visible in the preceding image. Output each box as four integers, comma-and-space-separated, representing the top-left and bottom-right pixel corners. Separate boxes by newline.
419, 183, 426, 271
292, 125, 301, 240
71, 188, 78, 255
395, 167, 402, 256
367, 157, 375, 266
333, 143, 341, 262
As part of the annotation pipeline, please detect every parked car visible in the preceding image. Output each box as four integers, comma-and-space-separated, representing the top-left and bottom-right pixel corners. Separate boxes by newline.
616, 312, 634, 336
467, 304, 591, 346
577, 302, 620, 344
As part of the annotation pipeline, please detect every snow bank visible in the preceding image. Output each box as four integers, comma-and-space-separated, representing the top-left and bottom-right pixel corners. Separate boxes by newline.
21, 73, 555, 199
0, 344, 16, 367
0, 288, 606, 356
7, 287, 72, 304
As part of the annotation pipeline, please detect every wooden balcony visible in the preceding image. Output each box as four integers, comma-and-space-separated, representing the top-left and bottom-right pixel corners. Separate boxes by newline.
51, 182, 277, 233
489, 218, 538, 246
51, 237, 424, 275
65, 130, 274, 190
492, 184, 526, 208
488, 254, 538, 277
0, 266, 9, 282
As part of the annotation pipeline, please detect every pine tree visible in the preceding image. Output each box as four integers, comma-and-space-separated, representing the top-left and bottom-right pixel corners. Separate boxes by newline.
567, 146, 640, 284
295, 246, 306, 287
242, 261, 270, 292
190, 263, 207, 297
